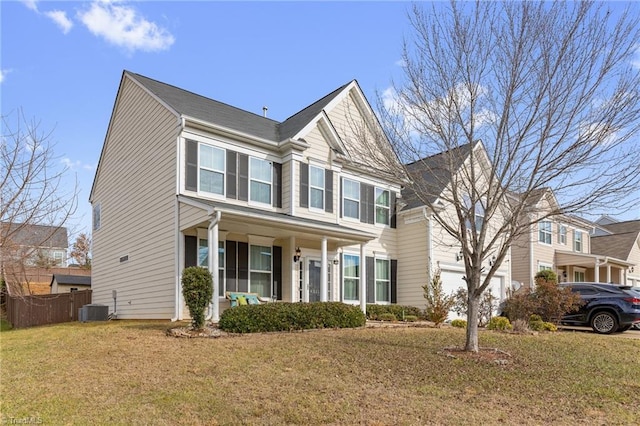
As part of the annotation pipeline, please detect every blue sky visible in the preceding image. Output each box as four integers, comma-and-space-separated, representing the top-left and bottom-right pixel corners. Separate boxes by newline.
2, 1, 639, 239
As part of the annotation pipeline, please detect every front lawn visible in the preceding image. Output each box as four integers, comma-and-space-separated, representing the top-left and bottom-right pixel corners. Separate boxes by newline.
1, 321, 638, 425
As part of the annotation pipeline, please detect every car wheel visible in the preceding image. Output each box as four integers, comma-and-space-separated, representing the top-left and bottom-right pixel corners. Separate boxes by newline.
590, 311, 618, 334
616, 324, 632, 333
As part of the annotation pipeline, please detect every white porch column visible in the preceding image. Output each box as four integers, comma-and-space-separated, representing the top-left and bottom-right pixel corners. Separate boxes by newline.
321, 237, 328, 302
290, 236, 297, 302
606, 264, 611, 283
594, 258, 600, 282
360, 243, 366, 314
209, 211, 221, 322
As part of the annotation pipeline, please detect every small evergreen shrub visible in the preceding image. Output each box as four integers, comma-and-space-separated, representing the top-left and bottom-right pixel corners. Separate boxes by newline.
366, 304, 424, 321
181, 267, 213, 330
379, 313, 397, 322
487, 316, 512, 331
451, 319, 467, 328
423, 269, 456, 327
218, 302, 366, 333
529, 314, 557, 332
404, 315, 418, 322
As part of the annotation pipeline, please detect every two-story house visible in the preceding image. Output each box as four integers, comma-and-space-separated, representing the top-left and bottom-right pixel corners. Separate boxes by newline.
591, 217, 640, 286
511, 189, 632, 288
90, 71, 404, 320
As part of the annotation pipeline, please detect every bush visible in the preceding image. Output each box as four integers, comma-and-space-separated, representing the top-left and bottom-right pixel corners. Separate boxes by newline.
452, 287, 497, 327
529, 314, 558, 332
423, 270, 456, 327
366, 304, 424, 321
450, 319, 467, 328
181, 267, 213, 330
511, 319, 530, 333
218, 302, 366, 333
487, 316, 512, 331
379, 313, 397, 322
404, 315, 418, 322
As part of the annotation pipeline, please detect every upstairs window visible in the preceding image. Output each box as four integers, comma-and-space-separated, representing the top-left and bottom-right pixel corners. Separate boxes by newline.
250, 158, 272, 205
199, 145, 225, 195
463, 195, 485, 231
343, 179, 360, 220
92, 203, 101, 231
574, 230, 583, 252
375, 188, 390, 225
558, 224, 567, 245
309, 165, 325, 210
539, 221, 552, 245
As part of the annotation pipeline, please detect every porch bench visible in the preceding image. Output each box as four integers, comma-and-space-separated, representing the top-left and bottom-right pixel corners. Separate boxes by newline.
225, 291, 271, 307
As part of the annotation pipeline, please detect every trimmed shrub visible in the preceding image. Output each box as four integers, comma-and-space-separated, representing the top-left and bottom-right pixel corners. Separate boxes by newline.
451, 319, 467, 328
379, 313, 397, 322
529, 314, 558, 332
423, 269, 456, 327
218, 302, 366, 333
404, 315, 418, 322
181, 267, 213, 330
366, 304, 424, 321
487, 316, 512, 331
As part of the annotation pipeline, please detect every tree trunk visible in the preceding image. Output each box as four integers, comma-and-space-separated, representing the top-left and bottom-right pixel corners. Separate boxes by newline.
465, 295, 480, 352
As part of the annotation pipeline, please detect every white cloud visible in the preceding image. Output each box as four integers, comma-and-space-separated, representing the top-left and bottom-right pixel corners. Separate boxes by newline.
44, 10, 73, 34
62, 158, 96, 172
78, 1, 175, 53
20, 0, 38, 12
0, 69, 11, 84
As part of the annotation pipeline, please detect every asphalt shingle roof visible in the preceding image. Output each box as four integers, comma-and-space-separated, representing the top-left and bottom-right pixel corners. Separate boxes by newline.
1, 223, 68, 248
50, 274, 91, 287
590, 219, 640, 261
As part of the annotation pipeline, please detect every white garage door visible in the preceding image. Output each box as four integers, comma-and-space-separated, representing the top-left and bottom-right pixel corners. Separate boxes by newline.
440, 270, 504, 320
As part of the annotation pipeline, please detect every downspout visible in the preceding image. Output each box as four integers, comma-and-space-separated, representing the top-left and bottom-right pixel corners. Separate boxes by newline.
172, 117, 186, 321
205, 210, 222, 321
423, 208, 433, 285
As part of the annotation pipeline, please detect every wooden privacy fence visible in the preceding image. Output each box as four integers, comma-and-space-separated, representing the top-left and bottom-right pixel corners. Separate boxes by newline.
5, 290, 92, 328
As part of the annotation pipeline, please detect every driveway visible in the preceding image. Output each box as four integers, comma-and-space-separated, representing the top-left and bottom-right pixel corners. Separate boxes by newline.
559, 325, 640, 339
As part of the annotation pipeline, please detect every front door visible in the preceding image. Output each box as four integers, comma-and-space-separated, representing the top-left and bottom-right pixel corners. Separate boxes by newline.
308, 259, 321, 302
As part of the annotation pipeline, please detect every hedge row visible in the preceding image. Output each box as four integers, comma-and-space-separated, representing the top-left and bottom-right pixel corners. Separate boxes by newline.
365, 304, 424, 321
218, 302, 366, 333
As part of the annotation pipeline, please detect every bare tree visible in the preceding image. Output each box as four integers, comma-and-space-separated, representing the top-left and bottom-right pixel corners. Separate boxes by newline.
358, 1, 640, 352
70, 233, 92, 269
1, 109, 78, 295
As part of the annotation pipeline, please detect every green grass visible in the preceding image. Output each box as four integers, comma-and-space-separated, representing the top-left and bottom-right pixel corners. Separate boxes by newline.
0, 318, 12, 331
1, 321, 638, 425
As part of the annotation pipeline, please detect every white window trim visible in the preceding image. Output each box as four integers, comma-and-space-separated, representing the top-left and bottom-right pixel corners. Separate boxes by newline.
538, 220, 552, 246
538, 262, 553, 272
249, 157, 272, 207
574, 230, 583, 252
342, 252, 360, 303
374, 187, 390, 227
309, 164, 325, 212
198, 143, 226, 197
342, 178, 360, 221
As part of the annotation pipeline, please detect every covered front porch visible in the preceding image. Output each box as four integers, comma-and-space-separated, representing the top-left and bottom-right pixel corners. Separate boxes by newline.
177, 196, 376, 322
555, 251, 633, 284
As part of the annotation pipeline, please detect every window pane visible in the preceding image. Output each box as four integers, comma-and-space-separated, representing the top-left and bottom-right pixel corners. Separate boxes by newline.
200, 170, 224, 194
198, 239, 208, 267
250, 245, 271, 271
310, 187, 324, 209
343, 179, 359, 199
344, 199, 359, 219
218, 242, 224, 268
344, 278, 359, 300
250, 181, 271, 204
200, 145, 224, 170
310, 166, 324, 187
250, 272, 271, 297
250, 158, 271, 181
376, 259, 389, 279
375, 188, 389, 207
376, 206, 389, 225
376, 280, 390, 302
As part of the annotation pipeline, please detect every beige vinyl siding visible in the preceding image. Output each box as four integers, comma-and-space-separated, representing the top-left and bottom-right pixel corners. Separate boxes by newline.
179, 203, 209, 231
303, 127, 332, 164
281, 161, 291, 213
511, 232, 532, 287
91, 77, 179, 319
396, 213, 429, 307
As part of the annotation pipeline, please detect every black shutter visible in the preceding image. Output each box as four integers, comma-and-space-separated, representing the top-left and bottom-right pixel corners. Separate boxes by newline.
238, 242, 249, 292
325, 169, 333, 213
366, 256, 375, 303
339, 178, 343, 218
226, 151, 237, 199
300, 162, 309, 208
391, 259, 397, 304
368, 185, 375, 224
184, 236, 197, 268
361, 183, 374, 224
238, 154, 249, 201
273, 246, 282, 300
186, 140, 198, 191
390, 191, 397, 229
225, 240, 237, 292
273, 162, 282, 208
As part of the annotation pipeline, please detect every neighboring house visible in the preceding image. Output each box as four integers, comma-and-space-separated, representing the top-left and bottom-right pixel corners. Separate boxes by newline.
0, 222, 69, 295
511, 189, 632, 288
591, 218, 640, 286
90, 71, 404, 320
396, 142, 512, 314
50, 274, 92, 293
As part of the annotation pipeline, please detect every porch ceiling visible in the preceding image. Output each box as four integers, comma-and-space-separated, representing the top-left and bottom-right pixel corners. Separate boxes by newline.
178, 195, 376, 245
555, 250, 631, 268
